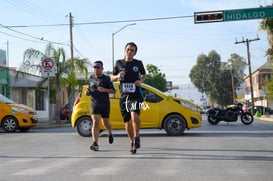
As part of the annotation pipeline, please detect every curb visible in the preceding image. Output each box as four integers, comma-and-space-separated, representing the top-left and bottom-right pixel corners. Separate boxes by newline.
258, 116, 273, 122
34, 120, 71, 129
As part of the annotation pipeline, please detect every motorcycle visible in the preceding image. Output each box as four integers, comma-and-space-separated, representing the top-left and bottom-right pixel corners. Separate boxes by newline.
207, 103, 254, 125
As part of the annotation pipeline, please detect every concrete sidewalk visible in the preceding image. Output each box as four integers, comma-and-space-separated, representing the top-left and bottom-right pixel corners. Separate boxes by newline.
258, 115, 273, 122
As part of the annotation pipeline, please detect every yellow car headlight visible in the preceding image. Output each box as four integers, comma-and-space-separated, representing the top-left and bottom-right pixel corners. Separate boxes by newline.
179, 100, 198, 112
12, 107, 28, 114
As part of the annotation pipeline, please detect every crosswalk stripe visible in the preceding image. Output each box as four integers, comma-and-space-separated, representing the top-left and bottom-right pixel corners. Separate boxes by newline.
81, 155, 134, 175
11, 157, 83, 176
13, 168, 48, 176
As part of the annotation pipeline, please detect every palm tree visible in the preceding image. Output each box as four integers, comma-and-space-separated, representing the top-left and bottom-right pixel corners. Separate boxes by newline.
260, 18, 273, 60
19, 43, 66, 124
18, 43, 89, 124
62, 57, 90, 113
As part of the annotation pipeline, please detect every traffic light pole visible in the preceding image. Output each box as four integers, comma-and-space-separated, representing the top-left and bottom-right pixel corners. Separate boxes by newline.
235, 36, 260, 115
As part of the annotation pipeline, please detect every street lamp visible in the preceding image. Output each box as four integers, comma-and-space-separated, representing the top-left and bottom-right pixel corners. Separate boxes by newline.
112, 23, 136, 69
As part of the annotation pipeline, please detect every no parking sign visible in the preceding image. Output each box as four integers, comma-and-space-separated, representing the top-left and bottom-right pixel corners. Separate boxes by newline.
41, 57, 55, 77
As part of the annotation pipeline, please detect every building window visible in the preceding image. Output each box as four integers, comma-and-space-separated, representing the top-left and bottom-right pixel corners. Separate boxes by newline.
1, 85, 6, 96
27, 89, 35, 109
36, 90, 46, 110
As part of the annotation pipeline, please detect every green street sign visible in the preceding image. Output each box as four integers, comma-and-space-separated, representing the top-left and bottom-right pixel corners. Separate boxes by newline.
194, 6, 273, 24
224, 6, 273, 21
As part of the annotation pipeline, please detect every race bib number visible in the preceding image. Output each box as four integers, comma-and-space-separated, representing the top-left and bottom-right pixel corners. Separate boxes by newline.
122, 83, 136, 93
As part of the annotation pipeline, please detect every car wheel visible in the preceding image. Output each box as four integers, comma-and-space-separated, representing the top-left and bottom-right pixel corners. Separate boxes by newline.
163, 114, 186, 136
2, 116, 18, 132
76, 116, 92, 137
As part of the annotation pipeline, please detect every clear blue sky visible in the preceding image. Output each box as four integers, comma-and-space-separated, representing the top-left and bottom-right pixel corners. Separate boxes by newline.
0, 0, 272, 85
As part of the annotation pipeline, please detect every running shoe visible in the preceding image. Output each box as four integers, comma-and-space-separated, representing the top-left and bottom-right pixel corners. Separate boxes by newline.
90, 143, 99, 151
108, 134, 114, 144
134, 136, 140, 149
130, 142, 136, 154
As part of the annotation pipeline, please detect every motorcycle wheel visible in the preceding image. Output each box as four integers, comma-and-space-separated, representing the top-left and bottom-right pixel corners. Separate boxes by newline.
208, 115, 220, 125
240, 112, 254, 125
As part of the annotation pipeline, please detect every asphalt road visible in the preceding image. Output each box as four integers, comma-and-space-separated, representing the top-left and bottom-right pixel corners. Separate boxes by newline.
0, 117, 273, 181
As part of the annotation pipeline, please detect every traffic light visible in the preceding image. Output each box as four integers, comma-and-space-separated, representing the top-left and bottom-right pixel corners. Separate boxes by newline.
194, 11, 224, 24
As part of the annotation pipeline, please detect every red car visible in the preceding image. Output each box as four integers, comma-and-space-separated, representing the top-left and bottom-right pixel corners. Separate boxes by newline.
60, 104, 71, 120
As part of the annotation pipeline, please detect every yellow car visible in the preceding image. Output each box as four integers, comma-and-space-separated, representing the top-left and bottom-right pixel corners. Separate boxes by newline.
0, 93, 38, 132
71, 82, 201, 137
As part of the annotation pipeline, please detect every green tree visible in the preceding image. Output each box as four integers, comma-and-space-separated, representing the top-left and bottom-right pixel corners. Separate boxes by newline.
226, 53, 247, 91
189, 50, 221, 103
190, 50, 246, 106
145, 64, 168, 92
218, 54, 246, 105
213, 69, 232, 106
264, 77, 273, 101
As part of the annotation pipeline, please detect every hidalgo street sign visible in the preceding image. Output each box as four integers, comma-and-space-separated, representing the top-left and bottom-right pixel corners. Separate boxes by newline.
224, 6, 273, 21
194, 6, 273, 24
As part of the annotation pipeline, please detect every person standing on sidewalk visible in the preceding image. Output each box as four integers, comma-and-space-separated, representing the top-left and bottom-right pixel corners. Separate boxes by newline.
86, 60, 116, 151
111, 42, 147, 154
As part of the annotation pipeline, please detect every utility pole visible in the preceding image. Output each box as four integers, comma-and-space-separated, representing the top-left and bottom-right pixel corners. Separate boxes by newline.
6, 40, 10, 98
68, 12, 75, 122
69, 12, 74, 63
235, 36, 260, 115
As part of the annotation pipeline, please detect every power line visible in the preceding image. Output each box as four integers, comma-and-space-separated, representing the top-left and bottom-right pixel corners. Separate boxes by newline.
0, 29, 43, 43
0, 24, 42, 40
0, 24, 69, 46
2, 15, 193, 28
0, 14, 193, 60
73, 46, 85, 58
5, 0, 65, 23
